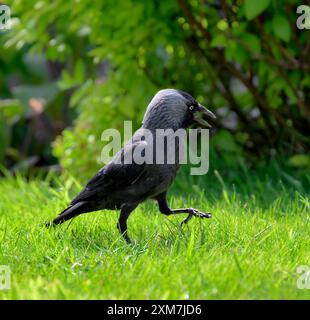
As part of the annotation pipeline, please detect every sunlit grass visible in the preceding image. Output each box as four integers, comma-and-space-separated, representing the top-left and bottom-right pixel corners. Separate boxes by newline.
0, 160, 309, 299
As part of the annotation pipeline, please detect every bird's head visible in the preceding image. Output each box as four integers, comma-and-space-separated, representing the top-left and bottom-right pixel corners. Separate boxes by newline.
142, 89, 216, 130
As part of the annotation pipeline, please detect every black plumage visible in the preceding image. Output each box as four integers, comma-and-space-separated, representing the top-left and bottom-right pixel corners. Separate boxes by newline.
47, 89, 216, 243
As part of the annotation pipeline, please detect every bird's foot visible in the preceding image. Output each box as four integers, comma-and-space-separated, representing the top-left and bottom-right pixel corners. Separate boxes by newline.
124, 234, 132, 245
117, 223, 132, 245
181, 208, 212, 226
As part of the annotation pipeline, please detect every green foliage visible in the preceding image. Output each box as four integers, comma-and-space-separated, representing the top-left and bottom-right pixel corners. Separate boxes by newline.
244, 0, 270, 20
288, 154, 310, 168
0, 32, 65, 170
272, 14, 291, 42
1, 0, 309, 177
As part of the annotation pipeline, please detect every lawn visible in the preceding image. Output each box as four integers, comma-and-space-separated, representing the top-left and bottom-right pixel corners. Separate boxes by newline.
0, 159, 309, 299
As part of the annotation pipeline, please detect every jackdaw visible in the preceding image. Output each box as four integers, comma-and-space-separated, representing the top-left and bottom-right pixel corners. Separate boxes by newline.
47, 89, 216, 243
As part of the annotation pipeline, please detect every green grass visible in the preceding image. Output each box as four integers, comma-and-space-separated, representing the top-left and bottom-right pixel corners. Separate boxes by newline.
0, 159, 309, 299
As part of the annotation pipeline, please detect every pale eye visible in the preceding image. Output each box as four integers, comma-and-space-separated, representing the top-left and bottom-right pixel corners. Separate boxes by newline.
189, 105, 194, 111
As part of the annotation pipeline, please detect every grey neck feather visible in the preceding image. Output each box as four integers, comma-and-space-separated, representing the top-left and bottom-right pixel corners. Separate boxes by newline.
142, 89, 188, 130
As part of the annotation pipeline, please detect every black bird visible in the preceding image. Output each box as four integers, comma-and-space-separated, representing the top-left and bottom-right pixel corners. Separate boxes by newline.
47, 89, 216, 243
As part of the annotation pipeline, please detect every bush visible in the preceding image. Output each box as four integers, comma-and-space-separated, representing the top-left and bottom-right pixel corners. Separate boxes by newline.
2, 0, 310, 178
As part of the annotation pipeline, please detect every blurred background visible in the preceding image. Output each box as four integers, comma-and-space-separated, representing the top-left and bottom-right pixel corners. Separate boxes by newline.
0, 0, 309, 181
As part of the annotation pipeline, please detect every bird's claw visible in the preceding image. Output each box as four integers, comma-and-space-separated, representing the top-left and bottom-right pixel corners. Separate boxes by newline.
181, 214, 193, 226
181, 208, 212, 226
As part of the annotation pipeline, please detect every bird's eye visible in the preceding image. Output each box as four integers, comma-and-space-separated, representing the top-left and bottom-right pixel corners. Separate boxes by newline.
189, 105, 194, 111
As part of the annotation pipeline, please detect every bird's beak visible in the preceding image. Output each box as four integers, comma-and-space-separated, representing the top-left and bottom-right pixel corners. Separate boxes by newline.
193, 103, 216, 128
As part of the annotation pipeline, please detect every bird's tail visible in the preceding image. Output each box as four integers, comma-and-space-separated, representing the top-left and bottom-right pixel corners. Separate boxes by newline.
46, 201, 87, 227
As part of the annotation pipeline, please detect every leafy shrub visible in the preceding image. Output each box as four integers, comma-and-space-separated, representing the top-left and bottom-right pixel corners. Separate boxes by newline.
3, 0, 310, 178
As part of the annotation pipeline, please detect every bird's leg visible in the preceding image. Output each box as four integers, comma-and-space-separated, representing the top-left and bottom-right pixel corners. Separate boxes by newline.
156, 193, 212, 226
117, 203, 138, 244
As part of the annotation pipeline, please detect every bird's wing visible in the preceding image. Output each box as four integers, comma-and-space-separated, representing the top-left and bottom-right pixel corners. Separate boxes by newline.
70, 141, 147, 205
